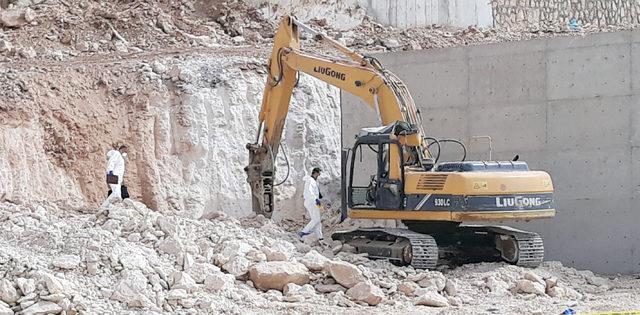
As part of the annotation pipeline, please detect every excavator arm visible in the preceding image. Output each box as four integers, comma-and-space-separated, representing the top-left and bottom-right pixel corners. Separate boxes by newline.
245, 15, 430, 218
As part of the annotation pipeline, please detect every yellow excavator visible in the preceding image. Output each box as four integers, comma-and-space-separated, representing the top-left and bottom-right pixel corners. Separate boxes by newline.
245, 16, 555, 269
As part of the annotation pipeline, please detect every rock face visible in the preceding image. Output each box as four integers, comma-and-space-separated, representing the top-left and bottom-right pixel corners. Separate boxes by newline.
346, 282, 384, 306
249, 261, 310, 291
324, 261, 365, 289
0, 51, 342, 219
414, 291, 449, 307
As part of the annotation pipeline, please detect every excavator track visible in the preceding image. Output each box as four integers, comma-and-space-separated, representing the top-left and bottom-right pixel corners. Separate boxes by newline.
471, 225, 545, 267
332, 225, 544, 269
383, 228, 439, 269
332, 228, 438, 269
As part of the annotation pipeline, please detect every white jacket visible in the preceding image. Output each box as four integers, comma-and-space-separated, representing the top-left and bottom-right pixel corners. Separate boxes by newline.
106, 150, 125, 184
303, 175, 320, 206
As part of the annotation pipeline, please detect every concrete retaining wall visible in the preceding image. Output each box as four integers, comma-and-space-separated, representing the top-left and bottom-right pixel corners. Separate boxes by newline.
341, 30, 640, 274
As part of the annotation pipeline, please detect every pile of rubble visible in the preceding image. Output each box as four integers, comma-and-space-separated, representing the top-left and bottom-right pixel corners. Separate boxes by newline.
1, 200, 637, 314
1, 0, 636, 64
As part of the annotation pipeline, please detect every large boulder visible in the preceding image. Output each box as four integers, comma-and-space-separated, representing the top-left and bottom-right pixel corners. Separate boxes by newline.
249, 261, 310, 291
20, 301, 62, 315
15, 278, 35, 295
52, 254, 81, 269
416, 272, 446, 291
120, 252, 153, 273
0, 8, 35, 28
398, 281, 421, 296
222, 256, 252, 276
0, 304, 12, 315
444, 279, 458, 296
324, 260, 365, 288
414, 291, 449, 307
263, 240, 296, 261
110, 270, 154, 308
41, 273, 65, 295
516, 279, 546, 296
188, 263, 221, 284
262, 247, 288, 261
204, 273, 235, 292
346, 282, 384, 306
523, 271, 545, 286
169, 271, 198, 293
156, 237, 183, 256
216, 240, 255, 276
301, 250, 329, 272
0, 279, 19, 304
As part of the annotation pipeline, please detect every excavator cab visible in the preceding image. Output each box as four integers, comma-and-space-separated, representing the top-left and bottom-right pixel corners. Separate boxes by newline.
347, 122, 412, 211
349, 139, 403, 210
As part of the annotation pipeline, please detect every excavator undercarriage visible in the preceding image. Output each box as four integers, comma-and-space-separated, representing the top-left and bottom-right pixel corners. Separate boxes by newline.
332, 224, 544, 269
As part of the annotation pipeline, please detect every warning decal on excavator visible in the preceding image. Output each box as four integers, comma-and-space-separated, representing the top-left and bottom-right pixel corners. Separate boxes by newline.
473, 181, 488, 190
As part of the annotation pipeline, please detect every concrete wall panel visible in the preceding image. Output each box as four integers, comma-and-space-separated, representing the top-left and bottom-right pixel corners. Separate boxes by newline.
421, 107, 468, 140
631, 147, 640, 196
405, 60, 468, 108
547, 96, 632, 151
468, 103, 547, 152
520, 198, 640, 274
469, 52, 546, 105
630, 43, 640, 94
546, 148, 631, 200
547, 44, 631, 100
632, 96, 640, 146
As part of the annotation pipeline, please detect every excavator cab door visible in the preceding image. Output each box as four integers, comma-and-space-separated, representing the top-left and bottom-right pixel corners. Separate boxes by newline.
348, 137, 404, 210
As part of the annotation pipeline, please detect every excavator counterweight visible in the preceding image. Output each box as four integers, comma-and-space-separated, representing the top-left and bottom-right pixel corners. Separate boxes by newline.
245, 15, 555, 269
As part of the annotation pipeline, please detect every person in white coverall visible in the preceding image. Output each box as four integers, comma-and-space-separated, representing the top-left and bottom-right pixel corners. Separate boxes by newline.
298, 167, 323, 241
101, 145, 128, 208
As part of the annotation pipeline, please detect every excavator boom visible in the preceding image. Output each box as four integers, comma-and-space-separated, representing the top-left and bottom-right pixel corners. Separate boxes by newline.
245, 16, 428, 217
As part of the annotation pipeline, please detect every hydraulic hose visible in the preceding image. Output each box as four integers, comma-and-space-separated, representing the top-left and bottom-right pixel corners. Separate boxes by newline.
274, 144, 291, 186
